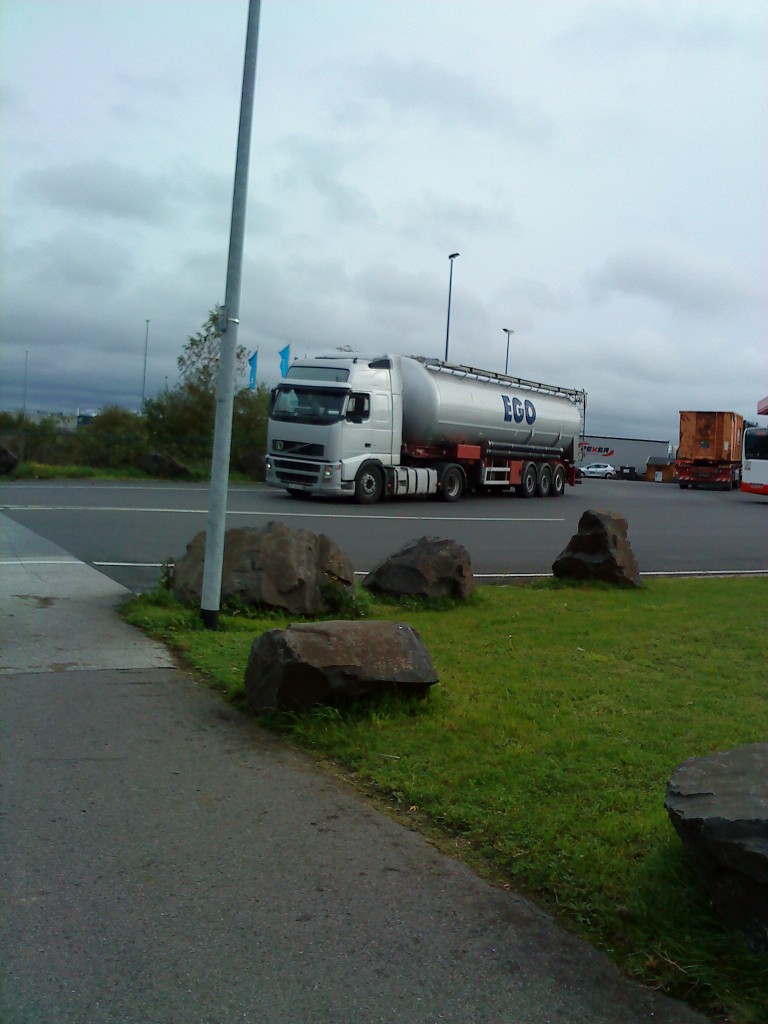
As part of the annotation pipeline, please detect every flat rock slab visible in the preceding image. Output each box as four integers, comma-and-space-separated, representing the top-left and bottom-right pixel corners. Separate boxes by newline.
244, 619, 438, 712
665, 743, 768, 952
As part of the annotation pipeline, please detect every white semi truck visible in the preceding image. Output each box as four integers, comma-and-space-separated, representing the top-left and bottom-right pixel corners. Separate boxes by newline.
265, 354, 586, 503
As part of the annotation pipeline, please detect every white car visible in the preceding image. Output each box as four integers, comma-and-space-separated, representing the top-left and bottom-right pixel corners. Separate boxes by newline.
580, 462, 617, 479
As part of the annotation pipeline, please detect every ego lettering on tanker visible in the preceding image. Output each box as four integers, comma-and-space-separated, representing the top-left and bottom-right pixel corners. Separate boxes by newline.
502, 395, 536, 425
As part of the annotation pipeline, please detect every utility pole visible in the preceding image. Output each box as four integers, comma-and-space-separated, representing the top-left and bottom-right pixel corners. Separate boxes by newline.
200, 0, 262, 630
444, 252, 460, 362
503, 328, 514, 375
141, 319, 150, 407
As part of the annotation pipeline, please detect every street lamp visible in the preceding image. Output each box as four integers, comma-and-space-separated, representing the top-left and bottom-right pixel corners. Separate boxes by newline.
444, 252, 460, 362
503, 328, 514, 375
141, 319, 150, 408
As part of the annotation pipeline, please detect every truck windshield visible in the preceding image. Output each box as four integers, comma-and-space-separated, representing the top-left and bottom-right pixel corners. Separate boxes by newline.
744, 427, 768, 460
271, 386, 347, 425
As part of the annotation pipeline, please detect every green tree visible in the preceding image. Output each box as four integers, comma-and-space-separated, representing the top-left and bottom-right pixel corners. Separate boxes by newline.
144, 307, 269, 478
231, 384, 271, 478
177, 307, 249, 392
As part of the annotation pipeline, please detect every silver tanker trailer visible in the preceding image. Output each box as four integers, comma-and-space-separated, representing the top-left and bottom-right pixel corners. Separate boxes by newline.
265, 354, 586, 503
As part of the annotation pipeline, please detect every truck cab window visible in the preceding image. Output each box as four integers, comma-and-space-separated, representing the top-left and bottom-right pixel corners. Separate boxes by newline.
346, 393, 370, 422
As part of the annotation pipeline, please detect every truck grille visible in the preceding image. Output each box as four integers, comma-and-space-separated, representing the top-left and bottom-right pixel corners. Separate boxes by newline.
272, 457, 321, 486
272, 439, 325, 457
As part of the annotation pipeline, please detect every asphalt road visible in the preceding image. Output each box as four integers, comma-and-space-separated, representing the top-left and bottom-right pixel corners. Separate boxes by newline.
0, 477, 766, 593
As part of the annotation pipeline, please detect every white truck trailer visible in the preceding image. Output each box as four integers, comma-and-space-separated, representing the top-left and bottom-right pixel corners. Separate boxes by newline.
265, 354, 586, 503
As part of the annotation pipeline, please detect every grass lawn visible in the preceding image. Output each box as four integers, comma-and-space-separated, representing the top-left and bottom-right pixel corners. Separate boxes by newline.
123, 577, 768, 1023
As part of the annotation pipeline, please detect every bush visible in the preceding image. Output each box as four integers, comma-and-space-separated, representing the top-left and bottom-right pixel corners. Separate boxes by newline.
144, 387, 215, 464
75, 406, 147, 468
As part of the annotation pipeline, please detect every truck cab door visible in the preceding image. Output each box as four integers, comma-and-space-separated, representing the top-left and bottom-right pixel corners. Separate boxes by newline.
340, 392, 374, 473
371, 391, 394, 462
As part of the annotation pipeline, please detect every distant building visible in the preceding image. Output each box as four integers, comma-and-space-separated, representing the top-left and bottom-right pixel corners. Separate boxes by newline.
578, 435, 672, 476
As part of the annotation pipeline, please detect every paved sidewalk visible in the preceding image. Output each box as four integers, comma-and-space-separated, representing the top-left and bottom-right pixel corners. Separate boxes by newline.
0, 513, 709, 1023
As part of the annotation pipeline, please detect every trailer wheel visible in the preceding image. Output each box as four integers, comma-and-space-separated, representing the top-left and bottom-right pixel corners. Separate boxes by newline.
536, 465, 552, 497
354, 465, 383, 504
519, 462, 537, 499
550, 465, 566, 497
439, 465, 464, 502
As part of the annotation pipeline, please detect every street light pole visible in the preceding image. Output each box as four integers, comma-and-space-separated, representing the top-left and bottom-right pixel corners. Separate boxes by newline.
444, 252, 460, 362
20, 349, 29, 463
503, 328, 514, 375
200, 0, 262, 631
141, 319, 150, 407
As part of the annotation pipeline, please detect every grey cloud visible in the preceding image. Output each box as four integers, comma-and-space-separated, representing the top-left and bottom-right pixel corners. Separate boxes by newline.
34, 231, 135, 290
276, 137, 376, 224
499, 277, 575, 314
558, 3, 743, 58
399, 194, 516, 239
588, 247, 761, 316
114, 70, 182, 100
330, 56, 552, 143
19, 160, 175, 223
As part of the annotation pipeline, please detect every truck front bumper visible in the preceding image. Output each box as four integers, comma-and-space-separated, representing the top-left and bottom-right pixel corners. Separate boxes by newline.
265, 456, 348, 495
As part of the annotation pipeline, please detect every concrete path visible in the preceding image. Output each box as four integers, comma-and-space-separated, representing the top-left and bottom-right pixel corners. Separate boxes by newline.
0, 513, 709, 1023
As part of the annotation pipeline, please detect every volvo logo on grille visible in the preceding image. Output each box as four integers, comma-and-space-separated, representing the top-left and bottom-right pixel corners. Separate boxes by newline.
274, 440, 284, 451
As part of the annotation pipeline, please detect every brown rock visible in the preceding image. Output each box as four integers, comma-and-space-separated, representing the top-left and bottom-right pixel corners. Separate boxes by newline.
172, 521, 355, 615
363, 536, 475, 600
552, 509, 641, 587
244, 619, 438, 712
137, 452, 190, 478
0, 447, 19, 475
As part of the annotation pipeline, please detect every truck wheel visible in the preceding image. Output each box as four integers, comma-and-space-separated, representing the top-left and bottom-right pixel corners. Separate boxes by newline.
520, 463, 537, 499
439, 465, 464, 502
550, 465, 566, 497
536, 465, 552, 497
354, 465, 383, 504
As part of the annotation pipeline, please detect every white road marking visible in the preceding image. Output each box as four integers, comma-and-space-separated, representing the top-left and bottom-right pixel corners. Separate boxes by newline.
86, 562, 768, 579
0, 504, 564, 523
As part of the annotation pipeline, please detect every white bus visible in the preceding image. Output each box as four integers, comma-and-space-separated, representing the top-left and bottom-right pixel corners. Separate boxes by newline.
741, 426, 768, 496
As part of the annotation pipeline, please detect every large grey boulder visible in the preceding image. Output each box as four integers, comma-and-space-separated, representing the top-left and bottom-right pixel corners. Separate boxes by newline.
665, 743, 768, 952
172, 521, 355, 615
552, 509, 641, 587
363, 536, 475, 600
244, 619, 439, 712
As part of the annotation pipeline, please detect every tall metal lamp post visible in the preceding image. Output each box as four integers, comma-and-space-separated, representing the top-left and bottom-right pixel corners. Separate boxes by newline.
141, 319, 150, 407
503, 327, 514, 375
444, 252, 460, 362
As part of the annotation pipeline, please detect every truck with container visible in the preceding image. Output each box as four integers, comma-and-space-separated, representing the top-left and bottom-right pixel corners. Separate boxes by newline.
265, 354, 586, 503
675, 410, 744, 490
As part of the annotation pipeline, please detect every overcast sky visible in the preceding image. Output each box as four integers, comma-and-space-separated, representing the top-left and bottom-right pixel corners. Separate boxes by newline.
2, 0, 766, 441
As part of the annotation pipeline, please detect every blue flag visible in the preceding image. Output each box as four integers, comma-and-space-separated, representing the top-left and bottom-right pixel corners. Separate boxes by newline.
248, 350, 258, 390
279, 344, 291, 376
